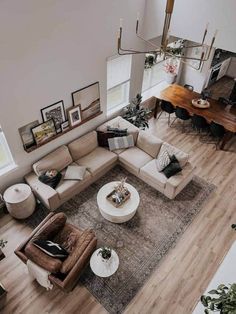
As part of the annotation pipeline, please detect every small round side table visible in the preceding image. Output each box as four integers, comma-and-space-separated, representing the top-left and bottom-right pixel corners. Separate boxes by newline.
90, 248, 119, 277
2, 183, 36, 219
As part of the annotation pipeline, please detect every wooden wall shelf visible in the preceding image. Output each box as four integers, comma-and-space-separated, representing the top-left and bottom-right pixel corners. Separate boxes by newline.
24, 111, 103, 153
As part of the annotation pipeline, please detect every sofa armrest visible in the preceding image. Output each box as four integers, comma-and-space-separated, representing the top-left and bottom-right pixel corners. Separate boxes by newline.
25, 172, 61, 210
164, 162, 196, 199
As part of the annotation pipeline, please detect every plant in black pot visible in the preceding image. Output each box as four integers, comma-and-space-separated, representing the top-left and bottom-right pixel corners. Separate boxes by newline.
97, 247, 112, 262
123, 93, 152, 129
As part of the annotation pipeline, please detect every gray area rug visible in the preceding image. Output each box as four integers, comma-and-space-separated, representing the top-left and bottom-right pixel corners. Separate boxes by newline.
26, 166, 215, 314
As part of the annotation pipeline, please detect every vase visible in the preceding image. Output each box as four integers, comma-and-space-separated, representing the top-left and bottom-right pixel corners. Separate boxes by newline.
165, 73, 177, 84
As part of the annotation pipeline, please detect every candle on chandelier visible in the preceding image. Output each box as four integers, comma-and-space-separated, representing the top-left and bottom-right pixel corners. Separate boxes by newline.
214, 29, 218, 38
137, 12, 140, 21
120, 18, 123, 28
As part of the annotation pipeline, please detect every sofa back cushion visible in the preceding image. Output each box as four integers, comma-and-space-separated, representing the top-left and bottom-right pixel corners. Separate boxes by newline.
68, 131, 98, 160
137, 131, 163, 158
33, 146, 73, 176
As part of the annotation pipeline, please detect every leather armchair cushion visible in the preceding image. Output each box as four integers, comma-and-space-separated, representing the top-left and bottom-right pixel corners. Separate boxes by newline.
25, 242, 62, 273
60, 229, 96, 274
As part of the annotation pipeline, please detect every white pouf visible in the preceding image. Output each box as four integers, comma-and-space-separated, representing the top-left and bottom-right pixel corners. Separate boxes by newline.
3, 183, 36, 219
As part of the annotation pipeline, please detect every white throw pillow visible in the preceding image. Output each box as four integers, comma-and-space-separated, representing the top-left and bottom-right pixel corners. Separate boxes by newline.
64, 165, 86, 180
156, 148, 171, 172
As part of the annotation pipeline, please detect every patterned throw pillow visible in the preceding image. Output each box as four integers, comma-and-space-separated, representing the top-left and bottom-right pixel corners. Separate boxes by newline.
156, 148, 171, 172
108, 135, 134, 151
33, 239, 68, 259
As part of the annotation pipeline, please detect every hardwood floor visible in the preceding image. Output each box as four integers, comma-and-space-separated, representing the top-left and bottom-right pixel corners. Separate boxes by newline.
0, 116, 236, 314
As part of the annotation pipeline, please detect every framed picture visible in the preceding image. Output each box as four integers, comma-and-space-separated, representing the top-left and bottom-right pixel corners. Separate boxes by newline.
71, 82, 101, 122
18, 120, 39, 149
67, 105, 82, 127
61, 120, 69, 132
31, 119, 56, 145
41, 100, 66, 133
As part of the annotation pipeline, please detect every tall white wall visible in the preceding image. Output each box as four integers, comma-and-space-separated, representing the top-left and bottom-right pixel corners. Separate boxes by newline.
0, 0, 147, 191
145, 0, 236, 53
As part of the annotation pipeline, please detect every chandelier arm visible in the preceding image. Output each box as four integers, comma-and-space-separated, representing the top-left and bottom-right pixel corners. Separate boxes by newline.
118, 47, 160, 55
136, 20, 161, 50
165, 51, 203, 70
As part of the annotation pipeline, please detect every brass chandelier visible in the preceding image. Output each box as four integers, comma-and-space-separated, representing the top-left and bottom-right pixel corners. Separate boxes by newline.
117, 0, 218, 70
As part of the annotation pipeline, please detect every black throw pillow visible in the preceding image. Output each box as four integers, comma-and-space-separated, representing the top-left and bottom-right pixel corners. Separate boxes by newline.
38, 170, 62, 189
33, 239, 69, 259
162, 155, 182, 178
107, 126, 128, 136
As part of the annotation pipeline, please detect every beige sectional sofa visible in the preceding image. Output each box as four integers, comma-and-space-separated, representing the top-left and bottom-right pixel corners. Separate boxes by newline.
25, 116, 195, 210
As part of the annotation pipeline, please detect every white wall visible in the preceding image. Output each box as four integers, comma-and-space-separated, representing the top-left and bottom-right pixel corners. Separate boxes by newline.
145, 0, 236, 53
0, 0, 147, 191
178, 42, 215, 92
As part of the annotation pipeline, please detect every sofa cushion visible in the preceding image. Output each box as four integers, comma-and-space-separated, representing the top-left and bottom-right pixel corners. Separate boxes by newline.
68, 131, 98, 161
119, 147, 153, 175
140, 159, 167, 190
25, 242, 63, 273
137, 131, 163, 158
61, 229, 95, 274
97, 116, 139, 143
159, 142, 189, 168
76, 147, 117, 176
56, 168, 91, 200
33, 146, 73, 176
108, 135, 134, 151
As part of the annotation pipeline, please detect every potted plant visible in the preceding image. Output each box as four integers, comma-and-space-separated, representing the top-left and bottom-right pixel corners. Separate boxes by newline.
201, 283, 236, 313
123, 93, 152, 129
0, 239, 7, 260
97, 247, 112, 262
163, 58, 178, 84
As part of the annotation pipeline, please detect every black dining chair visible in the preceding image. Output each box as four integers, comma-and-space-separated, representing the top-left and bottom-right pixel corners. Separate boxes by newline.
171, 106, 191, 131
156, 100, 175, 126
191, 114, 209, 133
209, 122, 226, 149
184, 84, 194, 91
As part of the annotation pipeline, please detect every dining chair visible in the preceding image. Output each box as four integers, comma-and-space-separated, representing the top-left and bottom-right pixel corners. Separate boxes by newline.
156, 100, 175, 126
171, 106, 191, 132
184, 84, 194, 91
191, 114, 209, 133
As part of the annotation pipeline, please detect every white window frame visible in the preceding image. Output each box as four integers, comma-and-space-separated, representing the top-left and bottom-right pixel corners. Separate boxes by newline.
107, 55, 132, 114
0, 127, 15, 174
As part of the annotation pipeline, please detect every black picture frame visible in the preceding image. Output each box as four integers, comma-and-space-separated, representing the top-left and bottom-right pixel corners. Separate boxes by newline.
31, 119, 57, 146
71, 82, 101, 122
41, 100, 66, 133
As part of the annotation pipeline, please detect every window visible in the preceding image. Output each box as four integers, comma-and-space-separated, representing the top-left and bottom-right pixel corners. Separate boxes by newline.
107, 55, 132, 113
142, 54, 166, 92
0, 127, 14, 173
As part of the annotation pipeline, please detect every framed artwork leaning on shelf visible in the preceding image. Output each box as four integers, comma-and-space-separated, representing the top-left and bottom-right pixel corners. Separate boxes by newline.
41, 100, 66, 133
72, 82, 101, 122
31, 119, 57, 146
67, 105, 82, 127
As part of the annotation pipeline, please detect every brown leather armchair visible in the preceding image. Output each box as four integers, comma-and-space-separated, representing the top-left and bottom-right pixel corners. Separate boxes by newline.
14, 212, 97, 292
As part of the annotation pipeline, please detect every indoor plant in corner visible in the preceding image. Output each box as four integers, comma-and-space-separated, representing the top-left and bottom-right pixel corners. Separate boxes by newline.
122, 93, 152, 129
97, 247, 112, 262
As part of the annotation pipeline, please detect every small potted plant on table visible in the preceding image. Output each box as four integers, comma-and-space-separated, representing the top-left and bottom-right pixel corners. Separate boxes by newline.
97, 247, 112, 262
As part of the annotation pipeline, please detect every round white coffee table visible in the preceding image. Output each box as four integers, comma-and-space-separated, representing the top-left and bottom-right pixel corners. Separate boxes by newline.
90, 248, 119, 277
97, 181, 140, 223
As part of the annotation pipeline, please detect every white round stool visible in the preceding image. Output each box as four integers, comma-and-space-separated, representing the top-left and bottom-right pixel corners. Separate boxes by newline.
3, 183, 36, 219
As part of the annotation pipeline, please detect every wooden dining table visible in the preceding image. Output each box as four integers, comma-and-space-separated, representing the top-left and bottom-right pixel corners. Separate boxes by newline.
154, 84, 236, 149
